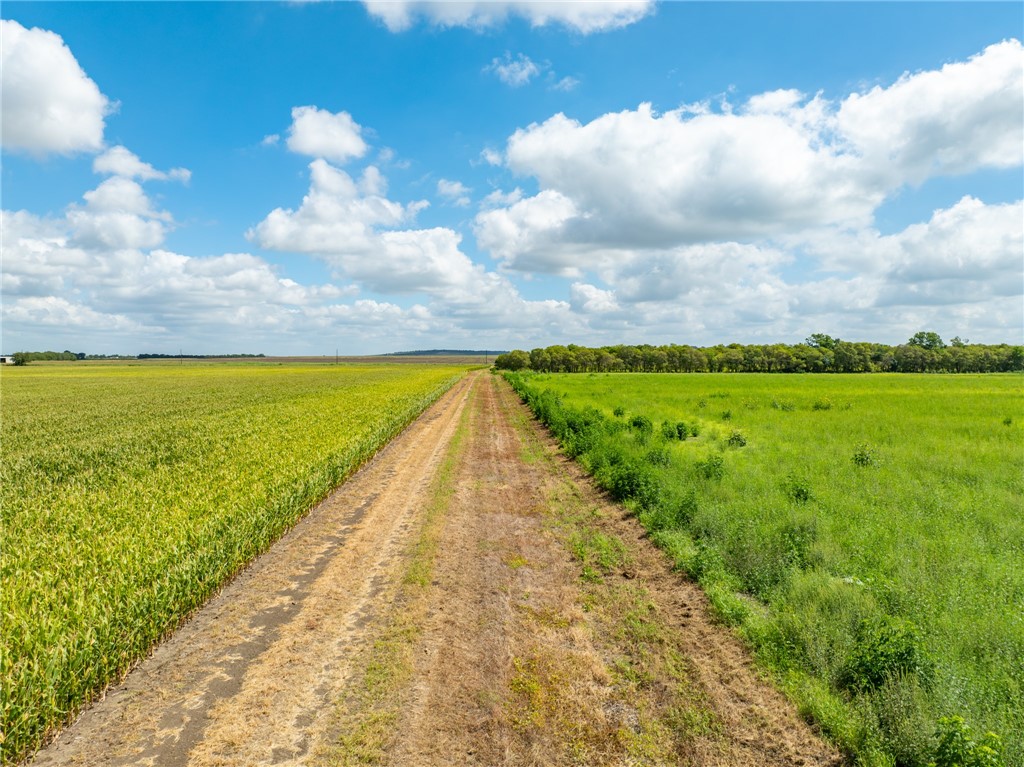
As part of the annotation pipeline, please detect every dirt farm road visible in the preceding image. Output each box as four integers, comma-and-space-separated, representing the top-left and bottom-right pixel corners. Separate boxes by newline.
30, 372, 842, 766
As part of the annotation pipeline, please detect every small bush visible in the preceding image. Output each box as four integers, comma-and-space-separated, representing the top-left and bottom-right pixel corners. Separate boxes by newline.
646, 447, 671, 467
783, 473, 813, 503
772, 399, 795, 411
646, 490, 698, 533
629, 414, 653, 435
726, 430, 747, 447
697, 453, 724, 480
689, 423, 701, 438
608, 462, 659, 509
1003, 417, 1013, 427
812, 398, 833, 411
853, 443, 878, 467
721, 409, 732, 421
675, 422, 689, 440
780, 516, 817, 569
840, 616, 930, 693
932, 716, 1005, 767
613, 406, 625, 418
661, 420, 678, 440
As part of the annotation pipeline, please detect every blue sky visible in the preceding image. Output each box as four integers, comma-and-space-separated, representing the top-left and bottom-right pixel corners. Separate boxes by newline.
2, 2, 1022, 355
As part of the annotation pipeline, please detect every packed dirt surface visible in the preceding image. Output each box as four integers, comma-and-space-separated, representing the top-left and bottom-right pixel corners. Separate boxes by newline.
29, 372, 843, 766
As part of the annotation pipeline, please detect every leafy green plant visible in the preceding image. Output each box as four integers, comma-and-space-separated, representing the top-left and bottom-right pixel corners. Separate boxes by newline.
782, 473, 813, 503
660, 420, 677, 440
853, 443, 878, 467
646, 447, 671, 467
696, 453, 724, 480
629, 414, 653, 434
726, 430, 747, 447
932, 716, 1005, 767
840, 616, 930, 693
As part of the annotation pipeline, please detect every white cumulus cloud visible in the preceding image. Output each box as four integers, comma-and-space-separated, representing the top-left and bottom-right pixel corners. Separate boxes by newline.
437, 178, 472, 207
476, 40, 1024, 275
362, 1, 653, 33
285, 106, 368, 164
93, 146, 191, 182
67, 177, 173, 250
485, 52, 540, 87
0, 19, 112, 157
837, 39, 1024, 185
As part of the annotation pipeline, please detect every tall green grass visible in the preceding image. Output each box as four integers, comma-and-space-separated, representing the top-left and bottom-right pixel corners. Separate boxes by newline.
505, 372, 1023, 767
0, 363, 466, 764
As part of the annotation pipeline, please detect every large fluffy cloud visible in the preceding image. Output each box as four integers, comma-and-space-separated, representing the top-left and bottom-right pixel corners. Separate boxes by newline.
249, 135, 583, 336
558, 196, 1023, 344
250, 159, 424, 258
362, 1, 653, 33
837, 39, 1024, 185
0, 19, 112, 156
67, 177, 173, 250
477, 40, 1024, 274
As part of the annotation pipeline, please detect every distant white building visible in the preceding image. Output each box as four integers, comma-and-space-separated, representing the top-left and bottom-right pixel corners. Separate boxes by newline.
0, 356, 16, 365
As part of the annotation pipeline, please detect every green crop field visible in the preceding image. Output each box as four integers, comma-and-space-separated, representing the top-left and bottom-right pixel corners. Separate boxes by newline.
506, 372, 1023, 767
0, 362, 466, 763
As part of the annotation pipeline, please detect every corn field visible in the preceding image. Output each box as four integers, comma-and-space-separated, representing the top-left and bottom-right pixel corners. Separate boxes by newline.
0, 362, 466, 763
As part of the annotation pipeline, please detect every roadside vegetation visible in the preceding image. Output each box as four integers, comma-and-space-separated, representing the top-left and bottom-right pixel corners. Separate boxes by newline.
0, 362, 466, 764
504, 371, 1023, 767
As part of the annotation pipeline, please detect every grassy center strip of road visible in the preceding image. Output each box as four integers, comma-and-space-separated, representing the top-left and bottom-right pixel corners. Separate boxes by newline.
314, 372, 477, 765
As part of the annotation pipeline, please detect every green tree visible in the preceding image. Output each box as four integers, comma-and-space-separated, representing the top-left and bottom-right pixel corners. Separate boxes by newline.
12, 352, 29, 366
494, 350, 529, 370
908, 331, 946, 350
806, 333, 840, 350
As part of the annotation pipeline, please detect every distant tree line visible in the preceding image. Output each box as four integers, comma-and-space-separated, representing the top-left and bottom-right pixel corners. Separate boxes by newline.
7, 351, 266, 365
8, 350, 85, 364
494, 333, 1024, 374
384, 349, 508, 356
136, 353, 266, 359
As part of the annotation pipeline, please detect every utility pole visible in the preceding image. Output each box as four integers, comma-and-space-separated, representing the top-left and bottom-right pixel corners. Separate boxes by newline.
335, 348, 338, 365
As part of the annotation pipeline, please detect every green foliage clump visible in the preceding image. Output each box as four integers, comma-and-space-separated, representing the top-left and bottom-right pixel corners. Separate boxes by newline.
783, 473, 813, 503
932, 716, 1005, 767
840, 616, 931, 693
853, 443, 878, 467
696, 453, 725, 480
726, 430, 747, 448
629, 414, 653, 434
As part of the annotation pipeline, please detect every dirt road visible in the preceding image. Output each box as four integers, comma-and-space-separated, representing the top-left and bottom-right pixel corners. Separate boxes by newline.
30, 372, 842, 766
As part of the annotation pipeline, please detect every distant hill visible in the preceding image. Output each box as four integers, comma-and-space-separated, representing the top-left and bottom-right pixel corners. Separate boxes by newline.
383, 349, 508, 356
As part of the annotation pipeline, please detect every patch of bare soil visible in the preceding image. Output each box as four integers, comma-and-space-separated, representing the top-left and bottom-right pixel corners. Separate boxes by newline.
28, 371, 843, 767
